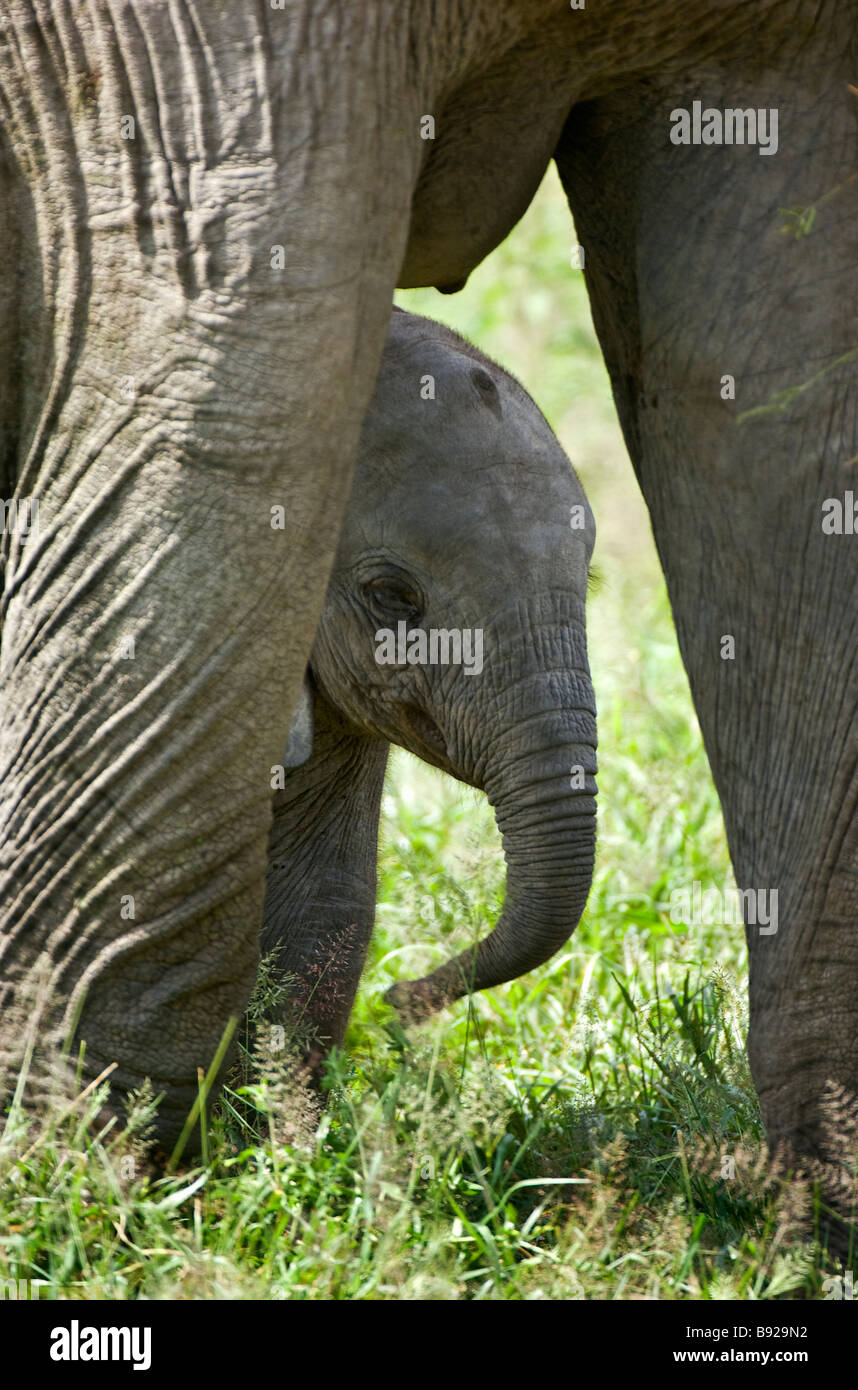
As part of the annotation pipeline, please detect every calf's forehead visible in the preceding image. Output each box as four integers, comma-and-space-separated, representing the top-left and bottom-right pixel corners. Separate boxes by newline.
358, 327, 590, 519
338, 315, 594, 588
342, 441, 592, 601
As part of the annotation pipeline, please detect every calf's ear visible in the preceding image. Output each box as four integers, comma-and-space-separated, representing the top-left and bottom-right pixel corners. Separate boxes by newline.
282, 672, 315, 767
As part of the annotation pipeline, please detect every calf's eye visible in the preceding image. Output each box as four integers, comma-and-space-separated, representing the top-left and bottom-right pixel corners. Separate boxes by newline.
362, 577, 423, 621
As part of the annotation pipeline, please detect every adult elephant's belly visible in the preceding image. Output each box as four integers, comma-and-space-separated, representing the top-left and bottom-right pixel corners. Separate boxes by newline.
397, 40, 579, 292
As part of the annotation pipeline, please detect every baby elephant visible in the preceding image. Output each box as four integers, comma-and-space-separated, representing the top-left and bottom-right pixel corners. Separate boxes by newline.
263, 307, 597, 1072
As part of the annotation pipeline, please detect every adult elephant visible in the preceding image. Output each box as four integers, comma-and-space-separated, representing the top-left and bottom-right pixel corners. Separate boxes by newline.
0, 1, 855, 1236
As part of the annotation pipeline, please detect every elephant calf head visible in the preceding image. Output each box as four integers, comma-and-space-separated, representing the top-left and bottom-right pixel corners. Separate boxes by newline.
263, 307, 597, 1067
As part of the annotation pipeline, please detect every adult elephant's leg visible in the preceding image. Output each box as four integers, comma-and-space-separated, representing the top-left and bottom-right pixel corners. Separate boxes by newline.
260, 690, 389, 1079
556, 22, 858, 1239
0, 6, 417, 1144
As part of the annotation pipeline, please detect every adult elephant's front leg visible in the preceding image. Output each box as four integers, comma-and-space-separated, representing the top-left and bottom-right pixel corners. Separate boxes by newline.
557, 19, 858, 1242
0, 5, 416, 1146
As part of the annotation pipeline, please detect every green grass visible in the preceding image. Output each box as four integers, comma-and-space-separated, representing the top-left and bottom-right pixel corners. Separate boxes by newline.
0, 170, 839, 1300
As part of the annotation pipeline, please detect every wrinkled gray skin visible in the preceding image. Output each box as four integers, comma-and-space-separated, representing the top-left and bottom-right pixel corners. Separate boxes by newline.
262, 308, 596, 1066
0, 3, 856, 1244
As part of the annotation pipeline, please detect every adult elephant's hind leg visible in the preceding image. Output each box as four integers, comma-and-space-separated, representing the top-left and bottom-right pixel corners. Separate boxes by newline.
556, 24, 858, 1247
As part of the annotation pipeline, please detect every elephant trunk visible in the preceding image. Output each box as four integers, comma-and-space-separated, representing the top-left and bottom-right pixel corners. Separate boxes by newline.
385, 669, 597, 1024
